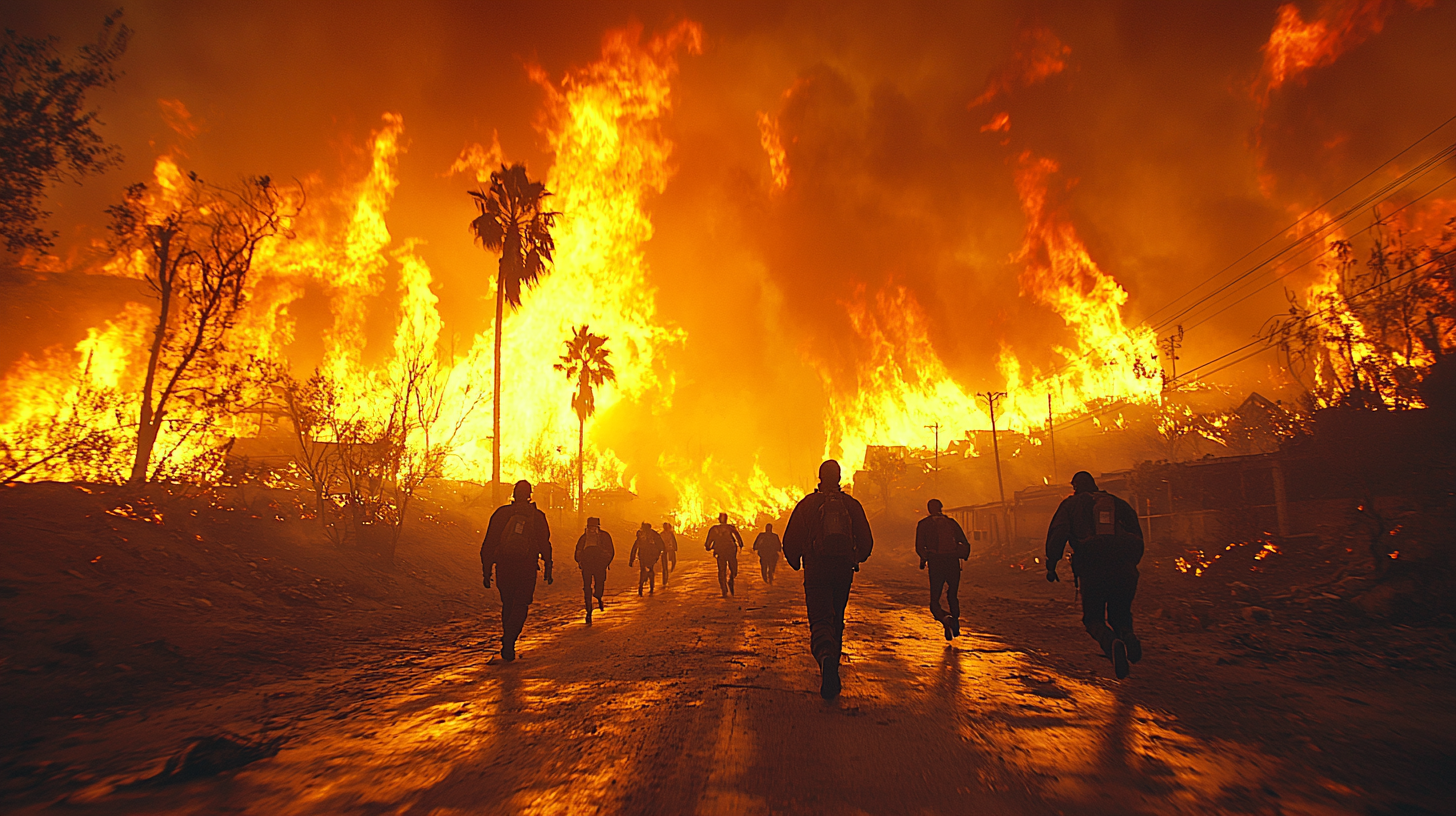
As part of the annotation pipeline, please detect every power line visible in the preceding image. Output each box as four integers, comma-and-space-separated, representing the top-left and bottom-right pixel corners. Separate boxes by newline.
1048, 250, 1452, 435
1173, 169, 1456, 337
1140, 110, 1456, 329
1023, 115, 1456, 390
1149, 139, 1456, 336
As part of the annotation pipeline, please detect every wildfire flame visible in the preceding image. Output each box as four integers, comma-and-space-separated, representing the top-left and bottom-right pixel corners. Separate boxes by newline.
1255, 0, 1432, 107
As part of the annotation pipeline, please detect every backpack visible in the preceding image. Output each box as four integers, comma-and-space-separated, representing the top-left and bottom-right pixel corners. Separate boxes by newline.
637, 530, 662, 559
1093, 492, 1116, 537
813, 492, 857, 559
497, 507, 533, 560
582, 529, 602, 553
1076, 492, 1144, 567
708, 525, 737, 552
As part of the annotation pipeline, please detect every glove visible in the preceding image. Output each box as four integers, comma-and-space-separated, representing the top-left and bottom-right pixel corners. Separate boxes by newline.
482, 575, 492, 589
787, 557, 801, 571
919, 559, 927, 570
1046, 568, 1060, 583
544, 565, 554, 585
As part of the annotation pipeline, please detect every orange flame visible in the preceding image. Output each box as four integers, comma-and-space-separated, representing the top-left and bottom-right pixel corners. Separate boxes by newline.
969, 25, 1070, 109
757, 111, 790, 191
1255, 0, 1431, 107
1004, 150, 1161, 424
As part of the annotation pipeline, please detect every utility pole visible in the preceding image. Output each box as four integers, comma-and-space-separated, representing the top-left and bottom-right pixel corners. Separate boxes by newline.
925, 422, 941, 480
1159, 324, 1185, 388
978, 391, 1008, 549
1046, 393, 1057, 485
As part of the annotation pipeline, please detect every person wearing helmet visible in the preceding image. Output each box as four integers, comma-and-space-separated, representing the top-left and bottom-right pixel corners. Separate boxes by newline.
575, 517, 614, 624
916, 499, 971, 640
659, 521, 679, 586
481, 480, 553, 662
753, 522, 783, 585
704, 512, 745, 597
782, 460, 873, 700
630, 522, 666, 596
1045, 471, 1146, 679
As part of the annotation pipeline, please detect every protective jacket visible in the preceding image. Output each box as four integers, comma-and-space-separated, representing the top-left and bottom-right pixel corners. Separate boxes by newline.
782, 486, 873, 567
575, 528, 615, 568
753, 532, 782, 559
481, 500, 552, 580
915, 513, 970, 561
631, 529, 665, 566
705, 523, 744, 558
1045, 491, 1144, 573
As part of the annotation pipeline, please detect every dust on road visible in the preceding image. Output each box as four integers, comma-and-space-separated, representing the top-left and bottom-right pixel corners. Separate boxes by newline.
8, 561, 1432, 815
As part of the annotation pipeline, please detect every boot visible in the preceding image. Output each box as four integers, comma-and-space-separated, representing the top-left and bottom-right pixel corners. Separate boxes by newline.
1111, 639, 1130, 680
819, 654, 841, 700
941, 615, 955, 641
1120, 630, 1142, 663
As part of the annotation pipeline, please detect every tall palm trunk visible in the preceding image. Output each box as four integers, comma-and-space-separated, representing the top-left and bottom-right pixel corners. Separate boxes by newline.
492, 266, 505, 507
577, 413, 585, 527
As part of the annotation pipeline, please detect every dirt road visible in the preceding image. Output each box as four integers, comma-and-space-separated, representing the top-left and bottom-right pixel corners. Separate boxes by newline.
7, 558, 1452, 815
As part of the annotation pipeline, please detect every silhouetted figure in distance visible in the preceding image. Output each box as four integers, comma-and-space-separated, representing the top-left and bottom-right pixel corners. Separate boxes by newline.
753, 522, 782, 585
705, 512, 744, 596
916, 499, 970, 640
481, 480, 553, 661
783, 460, 873, 699
630, 522, 665, 596
575, 516, 613, 624
1045, 471, 1145, 679
660, 521, 679, 586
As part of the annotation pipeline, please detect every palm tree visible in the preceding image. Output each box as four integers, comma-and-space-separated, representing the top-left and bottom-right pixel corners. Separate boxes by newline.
555, 325, 615, 522
469, 163, 559, 506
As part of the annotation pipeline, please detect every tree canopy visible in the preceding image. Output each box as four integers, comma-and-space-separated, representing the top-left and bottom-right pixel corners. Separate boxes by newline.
0, 10, 130, 253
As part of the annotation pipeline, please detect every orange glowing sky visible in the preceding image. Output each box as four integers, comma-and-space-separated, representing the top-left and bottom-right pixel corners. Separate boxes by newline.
3, 0, 1454, 511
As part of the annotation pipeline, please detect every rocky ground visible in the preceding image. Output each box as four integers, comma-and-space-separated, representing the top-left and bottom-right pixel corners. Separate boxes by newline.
2, 482, 1453, 814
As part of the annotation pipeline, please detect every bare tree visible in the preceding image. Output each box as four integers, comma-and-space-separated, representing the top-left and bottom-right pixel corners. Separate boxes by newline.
279, 371, 349, 547
279, 349, 483, 563
0, 368, 131, 484
1261, 217, 1456, 409
108, 172, 297, 484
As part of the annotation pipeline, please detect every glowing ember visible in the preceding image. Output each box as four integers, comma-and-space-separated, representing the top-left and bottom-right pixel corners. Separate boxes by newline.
107, 501, 164, 525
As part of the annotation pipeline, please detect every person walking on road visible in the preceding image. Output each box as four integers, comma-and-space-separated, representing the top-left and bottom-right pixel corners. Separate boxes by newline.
753, 523, 782, 585
660, 521, 679, 586
1045, 471, 1146, 679
575, 516, 614, 624
783, 460, 873, 700
915, 499, 970, 641
705, 513, 745, 597
630, 522, 666, 596
481, 480, 553, 661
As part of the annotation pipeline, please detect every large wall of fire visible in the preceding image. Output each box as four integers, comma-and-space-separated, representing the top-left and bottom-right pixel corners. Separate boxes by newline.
2, 0, 1453, 521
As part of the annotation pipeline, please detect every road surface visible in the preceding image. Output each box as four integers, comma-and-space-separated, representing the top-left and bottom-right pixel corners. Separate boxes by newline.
10, 560, 1434, 815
